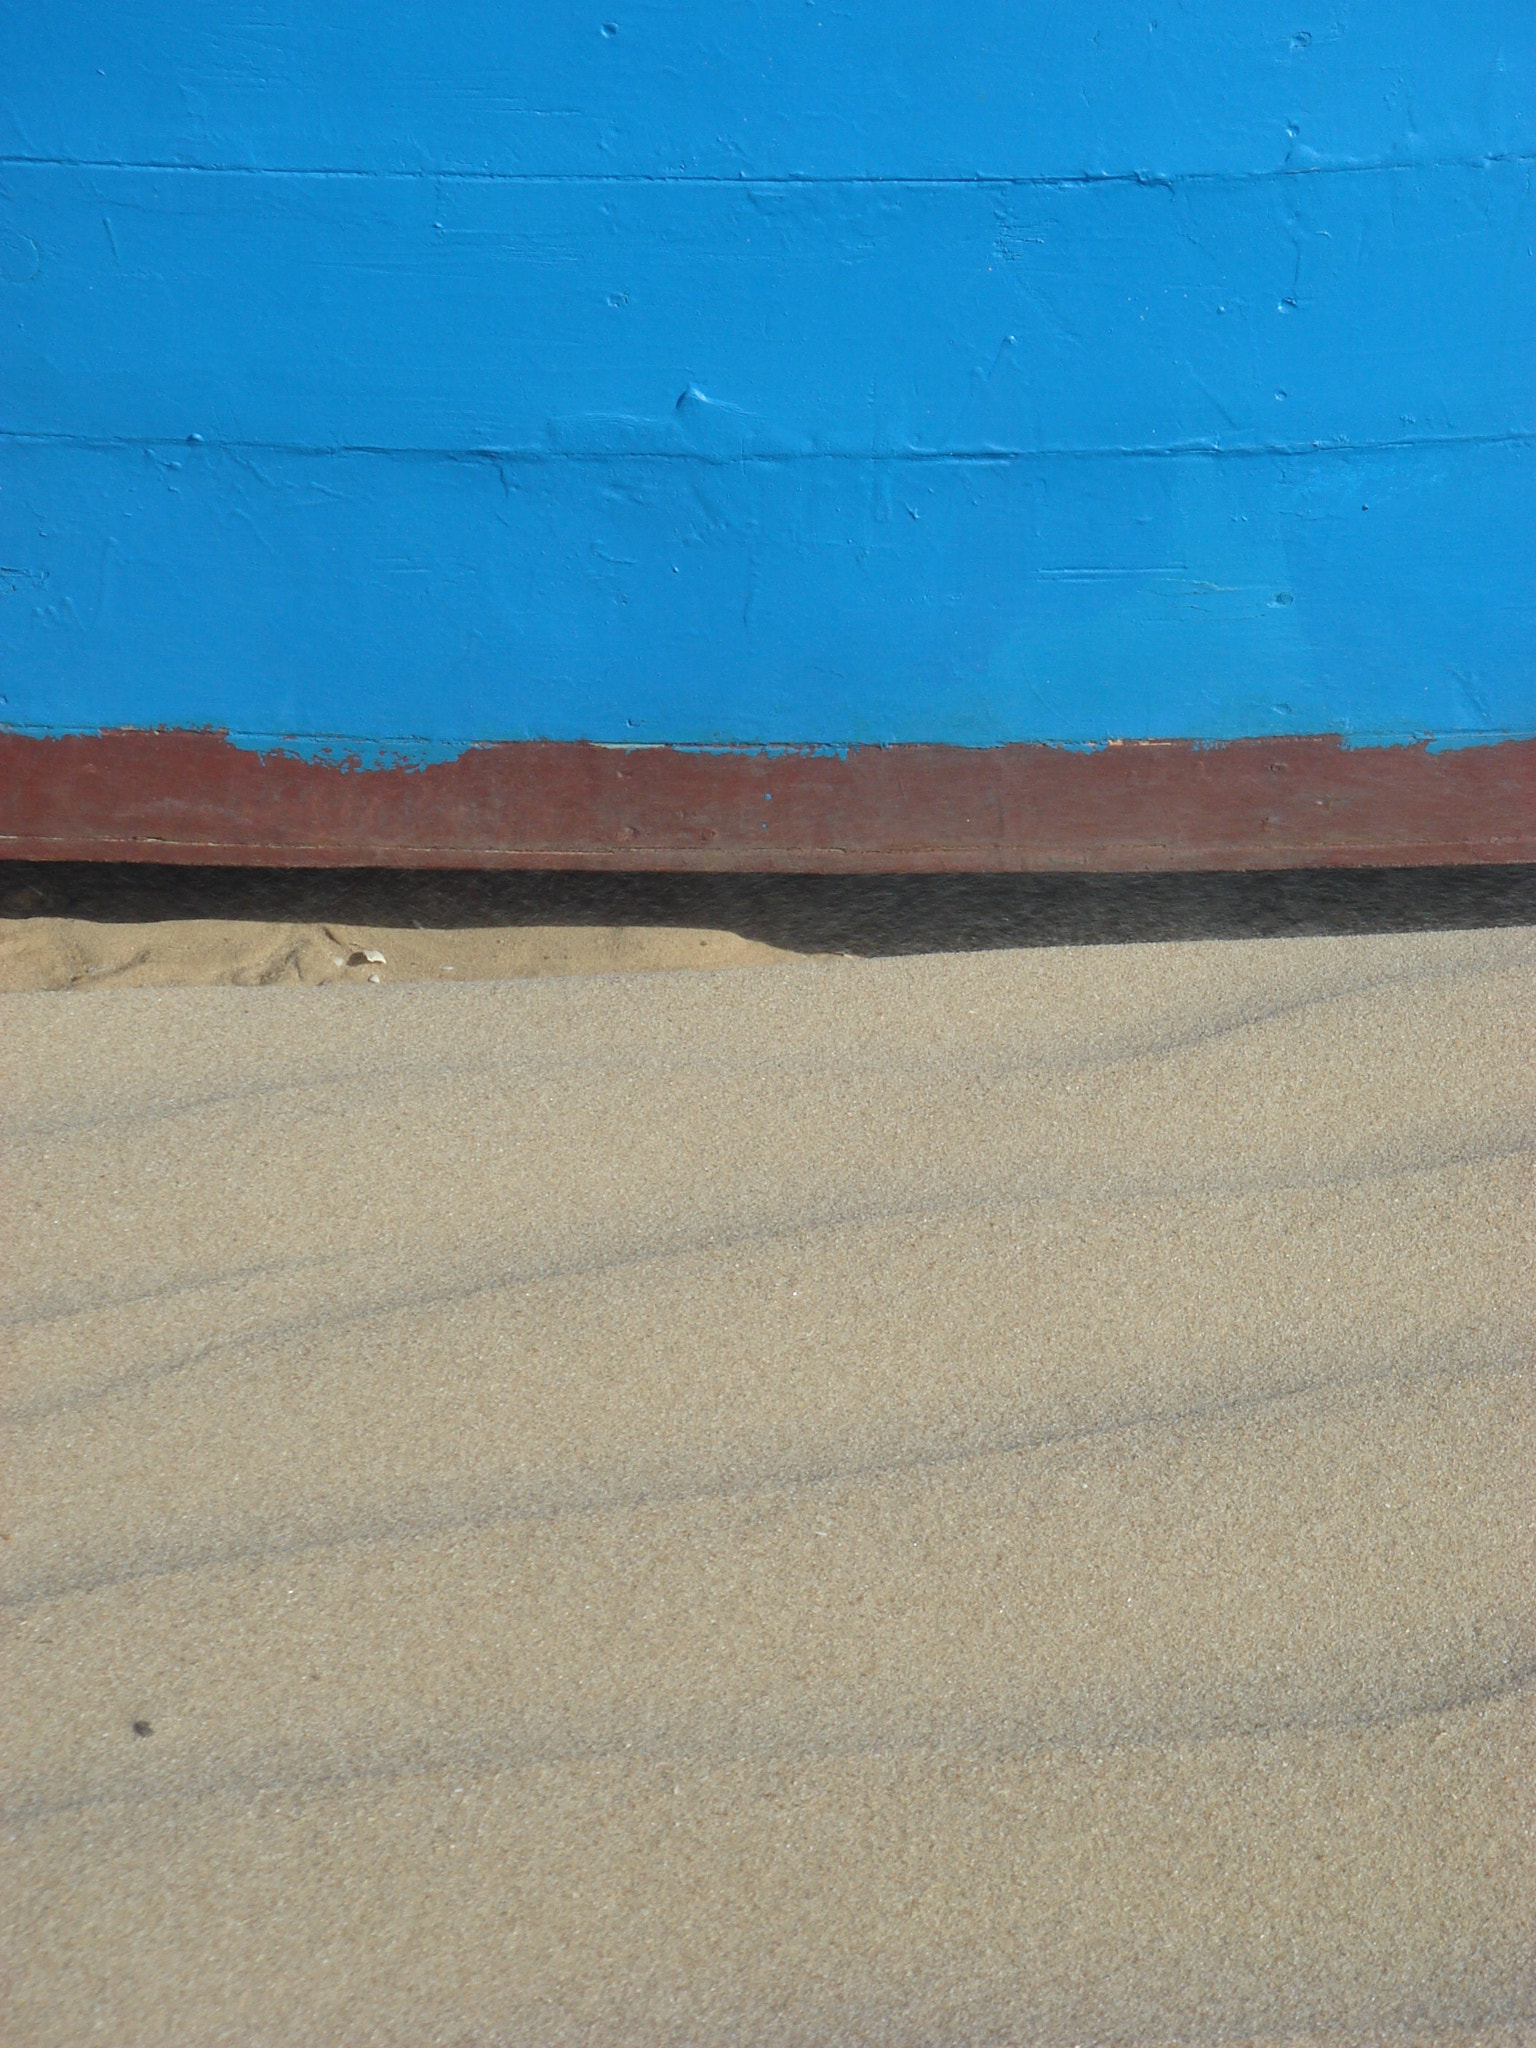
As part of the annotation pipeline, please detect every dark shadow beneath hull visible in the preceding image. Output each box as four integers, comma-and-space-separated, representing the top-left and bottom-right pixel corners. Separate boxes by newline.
5, 861, 1534, 956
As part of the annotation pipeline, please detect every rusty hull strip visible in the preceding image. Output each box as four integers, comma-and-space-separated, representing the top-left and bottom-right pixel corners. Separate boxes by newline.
1, 729, 1532, 872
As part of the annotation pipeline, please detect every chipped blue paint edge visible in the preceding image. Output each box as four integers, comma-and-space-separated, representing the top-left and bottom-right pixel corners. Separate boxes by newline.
4, 722, 1532, 776
1421, 728, 1536, 756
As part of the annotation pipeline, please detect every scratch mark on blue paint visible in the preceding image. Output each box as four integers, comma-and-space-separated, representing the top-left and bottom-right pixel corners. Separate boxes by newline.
5, 431, 1533, 463
3, 153, 1534, 187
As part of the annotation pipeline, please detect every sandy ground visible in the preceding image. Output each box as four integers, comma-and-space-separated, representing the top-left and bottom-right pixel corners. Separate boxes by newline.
0, 912, 795, 990
3, 922, 1533, 2045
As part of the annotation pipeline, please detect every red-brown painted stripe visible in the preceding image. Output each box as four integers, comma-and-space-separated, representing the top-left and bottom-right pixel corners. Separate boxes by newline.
2, 728, 1532, 871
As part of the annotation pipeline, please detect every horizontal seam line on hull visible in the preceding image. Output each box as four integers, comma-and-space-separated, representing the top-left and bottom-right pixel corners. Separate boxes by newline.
3, 431, 1532, 461
2, 153, 1532, 186
5, 840, 1535, 866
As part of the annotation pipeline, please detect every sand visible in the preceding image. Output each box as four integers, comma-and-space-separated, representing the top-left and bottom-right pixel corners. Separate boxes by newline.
3, 926, 1533, 2046
0, 914, 795, 992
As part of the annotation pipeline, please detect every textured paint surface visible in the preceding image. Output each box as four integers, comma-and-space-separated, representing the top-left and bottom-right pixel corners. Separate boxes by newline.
1, 3, 1533, 790
5, 729, 1533, 872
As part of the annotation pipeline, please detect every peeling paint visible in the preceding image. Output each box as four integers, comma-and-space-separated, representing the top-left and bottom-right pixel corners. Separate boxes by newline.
3, 728, 1533, 870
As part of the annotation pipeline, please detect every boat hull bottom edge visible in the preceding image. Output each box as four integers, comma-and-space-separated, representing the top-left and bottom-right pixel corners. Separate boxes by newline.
3, 728, 1532, 872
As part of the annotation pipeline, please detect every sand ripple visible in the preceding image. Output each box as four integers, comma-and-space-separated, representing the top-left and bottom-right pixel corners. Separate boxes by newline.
3, 930, 1532, 2045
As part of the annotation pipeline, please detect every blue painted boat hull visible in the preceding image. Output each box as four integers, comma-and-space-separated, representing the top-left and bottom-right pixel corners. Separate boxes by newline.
2, 3, 1532, 864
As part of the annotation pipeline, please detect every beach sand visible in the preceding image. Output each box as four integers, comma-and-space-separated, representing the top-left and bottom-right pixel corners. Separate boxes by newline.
0, 913, 796, 992
3, 925, 1533, 2045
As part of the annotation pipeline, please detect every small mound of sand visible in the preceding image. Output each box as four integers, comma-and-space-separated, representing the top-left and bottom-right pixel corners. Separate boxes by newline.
0, 915, 795, 991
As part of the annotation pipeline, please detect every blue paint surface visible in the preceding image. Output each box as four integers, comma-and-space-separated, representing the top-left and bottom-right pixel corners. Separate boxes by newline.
2, 3, 1532, 759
